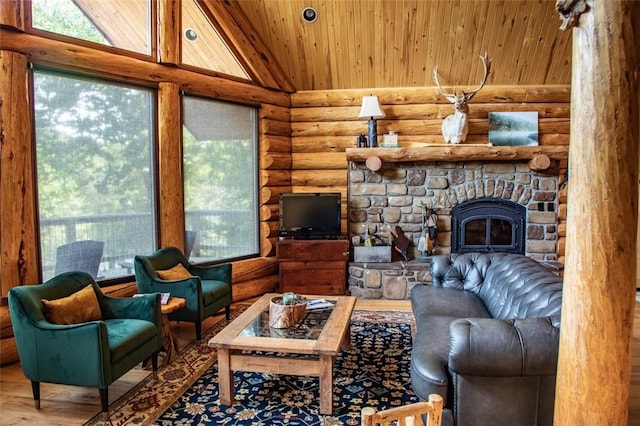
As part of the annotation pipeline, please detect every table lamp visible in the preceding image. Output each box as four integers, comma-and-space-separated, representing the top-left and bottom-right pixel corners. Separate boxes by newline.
358, 95, 385, 147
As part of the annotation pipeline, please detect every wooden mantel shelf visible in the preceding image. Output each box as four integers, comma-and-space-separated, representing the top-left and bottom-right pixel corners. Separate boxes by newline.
345, 145, 569, 163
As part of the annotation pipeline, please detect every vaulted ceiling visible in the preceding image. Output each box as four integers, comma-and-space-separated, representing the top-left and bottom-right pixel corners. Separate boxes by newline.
236, 0, 573, 91
73, 0, 573, 92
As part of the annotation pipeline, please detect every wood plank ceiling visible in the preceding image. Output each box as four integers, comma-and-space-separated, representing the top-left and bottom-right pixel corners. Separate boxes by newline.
235, 0, 573, 91
73, 0, 573, 92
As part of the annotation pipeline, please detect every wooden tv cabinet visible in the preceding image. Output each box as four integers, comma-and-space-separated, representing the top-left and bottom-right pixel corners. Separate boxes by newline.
276, 239, 350, 295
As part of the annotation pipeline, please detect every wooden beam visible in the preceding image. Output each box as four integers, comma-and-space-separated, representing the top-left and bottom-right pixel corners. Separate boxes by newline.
0, 0, 24, 29
0, 30, 290, 107
291, 85, 571, 107
157, 82, 185, 250
158, 0, 181, 65
554, 1, 640, 425
345, 145, 568, 163
0, 50, 39, 297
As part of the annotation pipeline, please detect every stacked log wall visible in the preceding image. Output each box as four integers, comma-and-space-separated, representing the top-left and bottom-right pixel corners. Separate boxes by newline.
290, 86, 571, 260
259, 103, 292, 257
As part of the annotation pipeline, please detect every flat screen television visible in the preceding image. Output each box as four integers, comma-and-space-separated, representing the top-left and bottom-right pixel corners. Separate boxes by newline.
279, 192, 341, 239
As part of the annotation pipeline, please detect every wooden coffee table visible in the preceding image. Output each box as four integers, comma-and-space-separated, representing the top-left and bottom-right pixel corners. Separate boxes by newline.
208, 293, 356, 415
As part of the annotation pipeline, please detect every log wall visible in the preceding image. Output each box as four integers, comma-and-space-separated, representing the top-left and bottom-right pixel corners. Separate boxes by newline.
290, 86, 571, 259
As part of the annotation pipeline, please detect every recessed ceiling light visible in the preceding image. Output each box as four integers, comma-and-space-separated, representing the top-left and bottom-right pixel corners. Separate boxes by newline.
184, 28, 198, 42
301, 7, 318, 23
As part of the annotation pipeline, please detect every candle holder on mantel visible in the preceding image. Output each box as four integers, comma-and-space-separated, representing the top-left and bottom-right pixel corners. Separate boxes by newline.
358, 95, 385, 147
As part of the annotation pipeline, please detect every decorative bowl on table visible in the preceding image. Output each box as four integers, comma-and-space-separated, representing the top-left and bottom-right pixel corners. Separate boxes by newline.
269, 293, 307, 328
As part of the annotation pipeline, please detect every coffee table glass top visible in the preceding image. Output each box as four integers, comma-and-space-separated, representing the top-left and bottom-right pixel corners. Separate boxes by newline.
239, 306, 333, 340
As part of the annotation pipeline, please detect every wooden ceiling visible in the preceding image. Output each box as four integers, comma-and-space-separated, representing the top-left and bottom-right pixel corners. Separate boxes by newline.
72, 0, 573, 92
235, 0, 573, 91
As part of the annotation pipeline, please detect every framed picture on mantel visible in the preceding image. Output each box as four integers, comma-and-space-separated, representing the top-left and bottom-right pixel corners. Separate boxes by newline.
488, 111, 539, 146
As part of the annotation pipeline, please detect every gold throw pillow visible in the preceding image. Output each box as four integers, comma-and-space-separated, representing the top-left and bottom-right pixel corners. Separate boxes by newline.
155, 263, 193, 281
41, 284, 102, 325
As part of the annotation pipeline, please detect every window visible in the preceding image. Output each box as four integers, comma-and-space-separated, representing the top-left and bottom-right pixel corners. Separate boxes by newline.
34, 69, 156, 281
181, 0, 249, 79
182, 96, 259, 262
31, 0, 152, 56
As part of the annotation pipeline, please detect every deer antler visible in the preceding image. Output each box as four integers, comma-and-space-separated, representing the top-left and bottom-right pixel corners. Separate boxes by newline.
433, 65, 456, 97
432, 66, 458, 102
462, 52, 492, 101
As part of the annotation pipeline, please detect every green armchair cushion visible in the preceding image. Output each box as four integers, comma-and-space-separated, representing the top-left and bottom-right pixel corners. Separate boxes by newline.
202, 280, 232, 306
41, 284, 102, 324
106, 318, 158, 363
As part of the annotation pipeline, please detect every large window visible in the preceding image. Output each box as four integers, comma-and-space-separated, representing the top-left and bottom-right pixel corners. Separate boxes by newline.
34, 70, 156, 281
31, 0, 152, 56
182, 96, 259, 262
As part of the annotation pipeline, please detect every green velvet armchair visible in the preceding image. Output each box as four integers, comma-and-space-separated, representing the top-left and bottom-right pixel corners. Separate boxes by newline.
134, 246, 232, 340
8, 271, 163, 420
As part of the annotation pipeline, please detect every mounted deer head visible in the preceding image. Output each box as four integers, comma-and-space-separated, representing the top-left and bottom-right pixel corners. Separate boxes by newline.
433, 53, 492, 144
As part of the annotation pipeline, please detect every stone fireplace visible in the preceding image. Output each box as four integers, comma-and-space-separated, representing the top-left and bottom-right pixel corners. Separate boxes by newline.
347, 157, 561, 299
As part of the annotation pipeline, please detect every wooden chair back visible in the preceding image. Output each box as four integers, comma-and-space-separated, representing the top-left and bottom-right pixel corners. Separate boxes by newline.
361, 394, 443, 426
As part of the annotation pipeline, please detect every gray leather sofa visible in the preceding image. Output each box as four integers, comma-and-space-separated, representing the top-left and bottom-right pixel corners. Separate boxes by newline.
410, 253, 563, 426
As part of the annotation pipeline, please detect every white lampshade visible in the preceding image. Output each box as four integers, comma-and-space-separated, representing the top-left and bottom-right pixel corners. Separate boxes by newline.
358, 95, 385, 119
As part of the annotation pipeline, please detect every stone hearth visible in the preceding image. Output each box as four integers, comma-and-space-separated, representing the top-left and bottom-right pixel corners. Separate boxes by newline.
347, 159, 560, 299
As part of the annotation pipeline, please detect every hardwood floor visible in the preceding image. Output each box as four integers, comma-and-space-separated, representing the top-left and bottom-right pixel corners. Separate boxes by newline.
1, 298, 639, 425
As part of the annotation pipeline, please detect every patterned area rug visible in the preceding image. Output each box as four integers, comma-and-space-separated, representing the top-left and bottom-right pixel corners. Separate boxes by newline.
85, 309, 415, 426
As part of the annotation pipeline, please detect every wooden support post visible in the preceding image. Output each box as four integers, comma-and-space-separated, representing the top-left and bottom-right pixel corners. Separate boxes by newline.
0, 51, 39, 295
157, 82, 185, 250
554, 1, 640, 425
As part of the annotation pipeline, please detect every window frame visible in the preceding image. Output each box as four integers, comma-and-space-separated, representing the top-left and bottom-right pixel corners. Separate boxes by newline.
31, 66, 160, 286
181, 93, 261, 265
25, 0, 158, 62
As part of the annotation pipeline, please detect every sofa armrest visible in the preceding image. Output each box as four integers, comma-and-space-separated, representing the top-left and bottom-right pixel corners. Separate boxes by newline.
449, 317, 560, 376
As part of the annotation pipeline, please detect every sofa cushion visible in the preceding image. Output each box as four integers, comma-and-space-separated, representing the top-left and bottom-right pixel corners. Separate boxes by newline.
411, 284, 490, 326
41, 284, 102, 325
201, 280, 232, 306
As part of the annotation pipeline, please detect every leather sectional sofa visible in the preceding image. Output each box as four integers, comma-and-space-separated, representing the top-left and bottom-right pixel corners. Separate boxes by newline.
410, 252, 563, 426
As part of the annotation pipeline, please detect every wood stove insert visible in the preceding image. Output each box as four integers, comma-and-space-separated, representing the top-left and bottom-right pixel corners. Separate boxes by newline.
451, 198, 526, 254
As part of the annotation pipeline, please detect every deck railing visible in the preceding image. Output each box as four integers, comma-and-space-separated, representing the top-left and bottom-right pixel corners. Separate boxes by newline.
40, 209, 256, 280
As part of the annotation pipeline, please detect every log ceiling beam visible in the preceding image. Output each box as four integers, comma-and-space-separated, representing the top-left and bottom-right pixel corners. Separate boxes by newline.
0, 30, 289, 107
